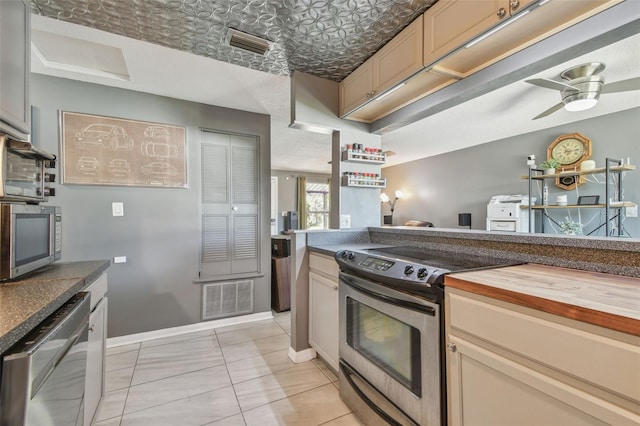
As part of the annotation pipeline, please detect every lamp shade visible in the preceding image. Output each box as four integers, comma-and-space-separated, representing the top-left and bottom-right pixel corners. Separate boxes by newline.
380, 193, 390, 203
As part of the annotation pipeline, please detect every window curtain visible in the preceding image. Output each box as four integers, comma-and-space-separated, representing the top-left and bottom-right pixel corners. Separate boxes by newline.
327, 177, 331, 228
297, 176, 307, 229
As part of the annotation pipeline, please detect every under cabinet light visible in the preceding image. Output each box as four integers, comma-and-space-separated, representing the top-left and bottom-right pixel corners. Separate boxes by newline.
376, 83, 406, 101
465, 10, 530, 48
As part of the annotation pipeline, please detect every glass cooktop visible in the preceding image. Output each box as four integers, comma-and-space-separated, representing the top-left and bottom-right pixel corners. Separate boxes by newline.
364, 246, 521, 273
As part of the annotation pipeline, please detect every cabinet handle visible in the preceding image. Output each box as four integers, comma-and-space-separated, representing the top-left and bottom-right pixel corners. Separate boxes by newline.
447, 343, 457, 352
89, 324, 95, 332
333, 286, 338, 291
497, 7, 507, 18
510, 0, 520, 10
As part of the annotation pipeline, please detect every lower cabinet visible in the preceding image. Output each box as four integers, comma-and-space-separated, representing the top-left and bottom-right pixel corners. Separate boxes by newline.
309, 253, 339, 371
84, 273, 108, 426
445, 287, 640, 426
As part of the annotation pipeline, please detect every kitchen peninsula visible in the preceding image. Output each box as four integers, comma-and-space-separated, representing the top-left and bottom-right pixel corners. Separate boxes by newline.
291, 227, 639, 425
289, 226, 640, 358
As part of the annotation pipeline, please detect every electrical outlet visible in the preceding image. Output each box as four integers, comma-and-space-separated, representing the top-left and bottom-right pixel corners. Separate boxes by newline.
340, 214, 351, 229
626, 205, 638, 218
113, 256, 127, 263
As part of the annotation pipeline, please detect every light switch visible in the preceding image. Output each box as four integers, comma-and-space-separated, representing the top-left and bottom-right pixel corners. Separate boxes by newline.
340, 214, 351, 229
113, 256, 127, 263
112, 202, 124, 217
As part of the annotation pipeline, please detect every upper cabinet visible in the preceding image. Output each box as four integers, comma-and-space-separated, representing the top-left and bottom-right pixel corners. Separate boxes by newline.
339, 16, 427, 120
423, 0, 536, 68
339, 0, 622, 124
426, 0, 619, 78
0, 0, 31, 141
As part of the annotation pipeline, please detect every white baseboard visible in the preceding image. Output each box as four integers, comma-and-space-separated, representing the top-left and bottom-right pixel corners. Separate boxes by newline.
288, 346, 317, 364
107, 311, 274, 348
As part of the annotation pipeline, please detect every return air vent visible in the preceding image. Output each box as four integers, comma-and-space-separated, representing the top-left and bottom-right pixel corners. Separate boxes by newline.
225, 28, 273, 56
202, 279, 254, 320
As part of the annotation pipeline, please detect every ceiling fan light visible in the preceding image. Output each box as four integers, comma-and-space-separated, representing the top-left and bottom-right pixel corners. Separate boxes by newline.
563, 91, 599, 112
564, 97, 598, 112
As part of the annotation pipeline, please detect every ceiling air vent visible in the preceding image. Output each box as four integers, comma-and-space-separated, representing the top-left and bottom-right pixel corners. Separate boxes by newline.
225, 28, 272, 56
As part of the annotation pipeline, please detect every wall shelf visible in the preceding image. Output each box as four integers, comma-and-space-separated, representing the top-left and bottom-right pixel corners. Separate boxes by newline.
341, 149, 386, 164
341, 175, 386, 188
520, 164, 635, 180
530, 202, 636, 210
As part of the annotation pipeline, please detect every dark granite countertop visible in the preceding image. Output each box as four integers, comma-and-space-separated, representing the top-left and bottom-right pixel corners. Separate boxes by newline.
0, 260, 110, 353
307, 243, 392, 257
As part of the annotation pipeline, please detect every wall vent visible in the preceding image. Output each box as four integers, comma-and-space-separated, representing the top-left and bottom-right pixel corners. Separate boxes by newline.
202, 279, 254, 320
225, 28, 272, 56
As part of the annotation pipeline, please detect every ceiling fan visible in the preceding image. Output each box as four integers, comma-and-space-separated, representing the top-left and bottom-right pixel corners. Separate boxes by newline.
525, 62, 640, 120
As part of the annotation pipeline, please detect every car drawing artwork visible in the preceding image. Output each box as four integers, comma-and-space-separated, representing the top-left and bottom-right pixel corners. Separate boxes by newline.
109, 159, 131, 177
74, 124, 134, 150
77, 157, 99, 174
141, 162, 179, 177
141, 126, 178, 159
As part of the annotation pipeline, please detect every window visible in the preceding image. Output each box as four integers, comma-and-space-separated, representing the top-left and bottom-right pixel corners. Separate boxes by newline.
306, 181, 330, 230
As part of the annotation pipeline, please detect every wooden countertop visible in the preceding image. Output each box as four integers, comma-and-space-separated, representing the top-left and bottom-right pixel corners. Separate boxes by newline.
0, 260, 110, 353
445, 264, 640, 336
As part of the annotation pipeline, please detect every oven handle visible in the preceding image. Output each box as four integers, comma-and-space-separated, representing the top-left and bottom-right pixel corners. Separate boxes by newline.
340, 360, 419, 426
341, 273, 436, 316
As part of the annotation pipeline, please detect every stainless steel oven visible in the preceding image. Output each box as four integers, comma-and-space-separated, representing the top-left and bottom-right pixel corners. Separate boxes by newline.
339, 270, 441, 426
336, 247, 520, 426
0, 292, 90, 426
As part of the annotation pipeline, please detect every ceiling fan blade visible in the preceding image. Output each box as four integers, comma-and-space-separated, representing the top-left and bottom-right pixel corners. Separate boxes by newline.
601, 77, 640, 94
533, 102, 564, 120
525, 78, 579, 92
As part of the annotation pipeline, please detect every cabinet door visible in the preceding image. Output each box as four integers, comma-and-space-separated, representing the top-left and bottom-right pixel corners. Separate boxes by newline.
373, 15, 424, 95
339, 59, 373, 116
85, 297, 107, 426
423, 0, 507, 67
447, 336, 635, 426
0, 0, 31, 138
309, 271, 339, 371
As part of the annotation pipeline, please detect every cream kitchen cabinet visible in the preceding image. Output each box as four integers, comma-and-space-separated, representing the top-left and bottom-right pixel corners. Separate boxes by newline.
84, 273, 108, 426
309, 252, 339, 371
0, 0, 31, 140
339, 15, 424, 118
424, 0, 618, 77
445, 287, 640, 426
423, 0, 535, 68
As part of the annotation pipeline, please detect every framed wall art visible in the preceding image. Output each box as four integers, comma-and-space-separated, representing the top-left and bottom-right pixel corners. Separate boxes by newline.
59, 111, 187, 188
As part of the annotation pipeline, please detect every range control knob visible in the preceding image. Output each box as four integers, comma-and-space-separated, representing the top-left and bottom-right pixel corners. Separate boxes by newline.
417, 268, 429, 279
347, 252, 356, 261
340, 251, 348, 259
404, 265, 414, 276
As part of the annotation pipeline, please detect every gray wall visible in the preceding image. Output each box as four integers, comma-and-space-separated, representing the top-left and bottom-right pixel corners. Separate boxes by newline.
271, 169, 331, 234
31, 74, 272, 337
382, 108, 640, 237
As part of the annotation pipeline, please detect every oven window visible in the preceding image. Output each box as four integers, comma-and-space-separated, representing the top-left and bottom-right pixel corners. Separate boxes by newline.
15, 214, 51, 266
346, 297, 422, 396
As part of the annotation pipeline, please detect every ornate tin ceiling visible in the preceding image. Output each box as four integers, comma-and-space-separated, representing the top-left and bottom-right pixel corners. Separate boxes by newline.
30, 0, 438, 81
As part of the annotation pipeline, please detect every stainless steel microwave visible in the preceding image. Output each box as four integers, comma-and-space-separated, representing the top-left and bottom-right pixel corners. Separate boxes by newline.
0, 135, 56, 203
0, 204, 62, 280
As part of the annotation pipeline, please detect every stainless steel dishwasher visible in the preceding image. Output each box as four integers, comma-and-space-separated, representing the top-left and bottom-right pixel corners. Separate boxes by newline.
0, 292, 90, 426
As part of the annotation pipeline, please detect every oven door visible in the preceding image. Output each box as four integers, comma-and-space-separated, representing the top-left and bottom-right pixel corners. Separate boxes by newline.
339, 271, 441, 426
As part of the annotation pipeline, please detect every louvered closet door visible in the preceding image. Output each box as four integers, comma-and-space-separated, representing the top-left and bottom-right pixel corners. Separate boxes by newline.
201, 131, 259, 277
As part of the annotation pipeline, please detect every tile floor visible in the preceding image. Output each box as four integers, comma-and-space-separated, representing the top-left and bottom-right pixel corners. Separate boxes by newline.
96, 311, 364, 426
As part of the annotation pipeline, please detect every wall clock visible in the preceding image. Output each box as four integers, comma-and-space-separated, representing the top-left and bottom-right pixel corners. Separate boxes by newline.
546, 132, 592, 190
